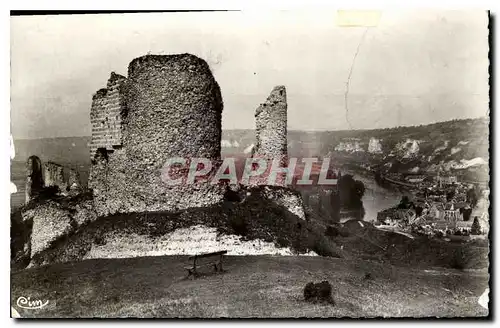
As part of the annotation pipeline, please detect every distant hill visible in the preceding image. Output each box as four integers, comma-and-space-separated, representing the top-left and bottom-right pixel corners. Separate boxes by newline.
12, 137, 92, 166
12, 116, 489, 175
220, 117, 490, 181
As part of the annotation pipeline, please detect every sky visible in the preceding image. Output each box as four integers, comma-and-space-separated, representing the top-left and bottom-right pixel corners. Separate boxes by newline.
10, 10, 489, 139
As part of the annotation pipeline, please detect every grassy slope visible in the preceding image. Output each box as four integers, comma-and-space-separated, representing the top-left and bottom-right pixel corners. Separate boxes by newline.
305, 206, 489, 270
332, 228, 490, 270
11, 255, 488, 318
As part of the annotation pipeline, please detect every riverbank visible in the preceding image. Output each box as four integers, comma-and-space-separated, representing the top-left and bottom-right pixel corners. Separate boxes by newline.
342, 170, 408, 222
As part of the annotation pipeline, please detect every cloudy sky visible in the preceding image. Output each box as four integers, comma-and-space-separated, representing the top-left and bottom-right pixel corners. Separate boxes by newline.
10, 10, 489, 139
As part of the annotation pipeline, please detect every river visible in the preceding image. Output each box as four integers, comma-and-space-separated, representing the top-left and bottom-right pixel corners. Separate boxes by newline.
348, 171, 410, 222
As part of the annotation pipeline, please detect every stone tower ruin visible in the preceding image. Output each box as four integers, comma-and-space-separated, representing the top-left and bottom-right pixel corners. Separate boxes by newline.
250, 86, 288, 186
89, 54, 224, 216
254, 85, 288, 160
126, 54, 223, 162
89, 72, 127, 159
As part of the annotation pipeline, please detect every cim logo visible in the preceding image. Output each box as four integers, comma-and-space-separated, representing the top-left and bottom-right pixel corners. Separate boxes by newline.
16, 296, 49, 310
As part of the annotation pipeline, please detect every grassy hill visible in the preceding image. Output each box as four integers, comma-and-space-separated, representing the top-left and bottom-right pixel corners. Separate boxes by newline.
11, 255, 489, 318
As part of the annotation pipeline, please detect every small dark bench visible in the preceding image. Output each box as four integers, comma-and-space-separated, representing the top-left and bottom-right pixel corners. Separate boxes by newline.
184, 250, 228, 277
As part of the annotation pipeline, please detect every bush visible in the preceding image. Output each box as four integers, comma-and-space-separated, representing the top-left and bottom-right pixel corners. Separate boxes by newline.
462, 208, 472, 221
338, 175, 365, 210
310, 234, 341, 257
471, 217, 481, 235
325, 225, 339, 237
303, 281, 334, 304
450, 248, 467, 270
223, 187, 241, 203
339, 228, 350, 238
228, 215, 248, 236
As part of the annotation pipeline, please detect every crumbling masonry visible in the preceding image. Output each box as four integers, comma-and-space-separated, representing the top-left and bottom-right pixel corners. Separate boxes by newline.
89, 72, 127, 159
254, 86, 288, 160
68, 168, 82, 191
25, 157, 83, 204
250, 86, 288, 187
249, 86, 305, 219
17, 55, 313, 268
89, 54, 225, 216
44, 162, 66, 192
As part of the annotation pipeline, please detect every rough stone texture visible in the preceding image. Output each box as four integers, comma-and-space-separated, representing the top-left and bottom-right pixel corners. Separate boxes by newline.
22, 201, 75, 258
259, 186, 306, 220
89, 54, 225, 216
73, 200, 98, 226
251, 86, 288, 186
242, 86, 306, 218
14, 193, 98, 267
25, 155, 44, 204
44, 162, 66, 192
88, 148, 112, 214
28, 188, 346, 267
89, 72, 127, 159
254, 86, 287, 159
126, 54, 223, 162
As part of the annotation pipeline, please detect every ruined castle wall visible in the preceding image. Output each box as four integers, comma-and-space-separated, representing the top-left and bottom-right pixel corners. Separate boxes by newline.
23, 201, 74, 259
43, 162, 66, 191
250, 86, 288, 187
89, 54, 225, 217
254, 86, 288, 160
125, 54, 222, 161
25, 155, 44, 204
89, 72, 127, 160
88, 72, 129, 216
68, 168, 81, 190
88, 149, 110, 214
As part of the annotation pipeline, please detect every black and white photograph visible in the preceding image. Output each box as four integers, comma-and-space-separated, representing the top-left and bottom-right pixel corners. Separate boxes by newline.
9, 10, 491, 318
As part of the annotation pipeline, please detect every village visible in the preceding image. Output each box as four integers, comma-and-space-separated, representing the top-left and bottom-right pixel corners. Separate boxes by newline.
375, 170, 490, 240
